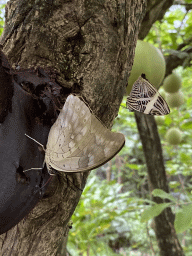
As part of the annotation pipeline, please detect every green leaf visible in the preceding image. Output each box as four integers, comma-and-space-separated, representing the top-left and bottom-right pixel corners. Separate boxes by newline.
152, 189, 177, 202
126, 164, 139, 170
141, 203, 171, 222
181, 121, 192, 130
169, 181, 180, 189
180, 152, 191, 164
175, 204, 192, 233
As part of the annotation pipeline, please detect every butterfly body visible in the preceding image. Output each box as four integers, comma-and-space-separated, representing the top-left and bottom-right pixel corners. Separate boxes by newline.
126, 74, 170, 116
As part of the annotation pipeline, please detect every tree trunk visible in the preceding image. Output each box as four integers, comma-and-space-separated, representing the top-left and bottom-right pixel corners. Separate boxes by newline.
135, 112, 185, 256
0, 0, 146, 255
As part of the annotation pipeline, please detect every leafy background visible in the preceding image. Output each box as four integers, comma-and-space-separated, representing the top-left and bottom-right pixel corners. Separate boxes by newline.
1, 1, 192, 255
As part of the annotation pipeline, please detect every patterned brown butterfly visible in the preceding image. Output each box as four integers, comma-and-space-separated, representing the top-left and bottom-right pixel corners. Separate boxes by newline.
25, 95, 125, 174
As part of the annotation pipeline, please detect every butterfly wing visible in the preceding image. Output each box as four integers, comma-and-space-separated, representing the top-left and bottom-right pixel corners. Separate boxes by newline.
45, 95, 125, 173
145, 91, 170, 115
126, 75, 170, 115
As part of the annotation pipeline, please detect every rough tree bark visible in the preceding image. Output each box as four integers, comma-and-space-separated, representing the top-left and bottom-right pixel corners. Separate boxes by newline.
0, 0, 146, 255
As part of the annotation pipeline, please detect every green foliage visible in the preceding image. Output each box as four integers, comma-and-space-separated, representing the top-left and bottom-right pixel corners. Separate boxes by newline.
175, 204, 192, 234
68, 175, 128, 255
0, 4, 5, 36
141, 202, 171, 222
152, 189, 177, 202
146, 4, 192, 51
141, 189, 192, 236
141, 189, 176, 223
68, 173, 157, 255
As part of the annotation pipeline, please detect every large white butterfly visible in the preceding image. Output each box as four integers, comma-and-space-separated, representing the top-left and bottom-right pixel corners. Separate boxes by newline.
126, 74, 170, 116
26, 94, 125, 174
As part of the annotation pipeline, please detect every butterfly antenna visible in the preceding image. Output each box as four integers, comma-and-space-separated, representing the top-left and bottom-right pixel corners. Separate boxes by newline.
23, 168, 43, 173
25, 134, 45, 151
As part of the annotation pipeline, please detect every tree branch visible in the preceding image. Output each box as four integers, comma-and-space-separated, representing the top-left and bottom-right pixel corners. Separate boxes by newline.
139, 0, 175, 40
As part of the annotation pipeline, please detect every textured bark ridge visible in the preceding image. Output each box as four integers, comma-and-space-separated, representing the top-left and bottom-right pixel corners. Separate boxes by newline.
0, 1, 146, 255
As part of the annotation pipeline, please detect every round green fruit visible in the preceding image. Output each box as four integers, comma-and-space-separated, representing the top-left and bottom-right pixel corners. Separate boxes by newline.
165, 128, 182, 145
163, 72, 182, 93
166, 91, 184, 108
126, 40, 166, 95
155, 116, 165, 126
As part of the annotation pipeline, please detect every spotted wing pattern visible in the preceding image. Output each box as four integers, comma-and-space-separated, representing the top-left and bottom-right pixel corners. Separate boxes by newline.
45, 95, 125, 173
126, 75, 170, 116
